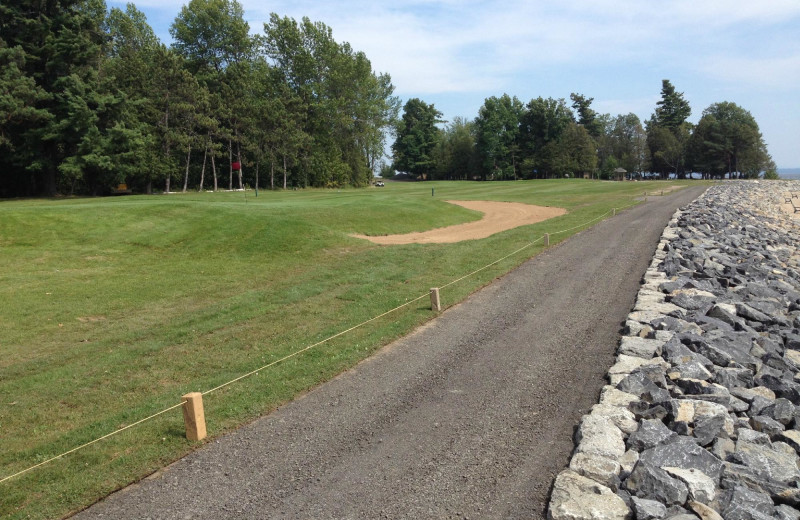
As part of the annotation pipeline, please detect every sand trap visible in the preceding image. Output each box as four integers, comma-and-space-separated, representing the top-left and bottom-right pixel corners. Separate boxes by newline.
353, 200, 567, 245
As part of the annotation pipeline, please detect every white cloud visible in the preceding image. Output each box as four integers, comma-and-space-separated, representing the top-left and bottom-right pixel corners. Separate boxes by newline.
698, 54, 800, 89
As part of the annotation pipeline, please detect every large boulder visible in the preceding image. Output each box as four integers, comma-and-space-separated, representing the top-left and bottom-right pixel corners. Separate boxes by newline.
548, 470, 631, 520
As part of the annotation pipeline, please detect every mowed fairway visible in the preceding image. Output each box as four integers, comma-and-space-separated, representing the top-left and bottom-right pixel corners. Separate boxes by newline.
1, 179, 681, 519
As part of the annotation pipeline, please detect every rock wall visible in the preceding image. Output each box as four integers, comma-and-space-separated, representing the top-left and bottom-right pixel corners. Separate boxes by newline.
548, 181, 800, 520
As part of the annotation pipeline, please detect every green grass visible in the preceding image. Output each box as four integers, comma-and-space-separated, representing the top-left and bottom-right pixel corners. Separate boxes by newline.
0, 179, 690, 518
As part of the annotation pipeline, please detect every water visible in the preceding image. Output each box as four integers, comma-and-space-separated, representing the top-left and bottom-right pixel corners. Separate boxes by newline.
779, 169, 800, 180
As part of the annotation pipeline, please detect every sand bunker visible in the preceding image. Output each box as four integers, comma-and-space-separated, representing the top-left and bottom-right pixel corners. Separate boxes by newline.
353, 200, 567, 245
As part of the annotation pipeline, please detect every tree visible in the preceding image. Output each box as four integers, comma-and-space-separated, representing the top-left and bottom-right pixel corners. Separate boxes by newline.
557, 123, 597, 178
475, 94, 524, 180
654, 79, 691, 130
263, 14, 398, 187
519, 97, 575, 178
391, 98, 442, 180
648, 123, 690, 178
604, 113, 647, 175
433, 117, 478, 180
647, 80, 692, 178
0, 42, 52, 196
170, 0, 252, 80
0, 0, 109, 195
570, 93, 602, 139
688, 101, 772, 179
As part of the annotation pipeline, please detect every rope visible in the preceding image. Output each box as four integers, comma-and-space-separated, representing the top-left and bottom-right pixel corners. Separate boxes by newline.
202, 293, 429, 396
0, 193, 646, 484
0, 402, 185, 485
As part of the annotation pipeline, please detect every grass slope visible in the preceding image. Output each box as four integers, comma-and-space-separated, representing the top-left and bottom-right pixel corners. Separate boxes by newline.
1, 179, 682, 518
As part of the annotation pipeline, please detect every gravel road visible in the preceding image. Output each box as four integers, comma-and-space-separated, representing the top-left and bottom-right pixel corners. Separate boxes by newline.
74, 185, 706, 520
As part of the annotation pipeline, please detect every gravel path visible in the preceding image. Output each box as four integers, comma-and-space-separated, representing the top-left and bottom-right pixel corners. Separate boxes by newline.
74, 185, 705, 520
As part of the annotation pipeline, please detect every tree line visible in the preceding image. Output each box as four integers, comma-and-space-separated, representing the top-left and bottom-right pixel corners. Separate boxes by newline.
0, 0, 400, 197
390, 80, 777, 181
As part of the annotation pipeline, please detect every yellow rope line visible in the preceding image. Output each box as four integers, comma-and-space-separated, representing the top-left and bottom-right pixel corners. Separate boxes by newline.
202, 292, 430, 396
0, 195, 643, 484
0, 402, 185, 485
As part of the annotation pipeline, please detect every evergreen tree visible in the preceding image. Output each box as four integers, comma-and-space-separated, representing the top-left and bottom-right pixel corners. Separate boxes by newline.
570, 93, 602, 139
391, 98, 442, 180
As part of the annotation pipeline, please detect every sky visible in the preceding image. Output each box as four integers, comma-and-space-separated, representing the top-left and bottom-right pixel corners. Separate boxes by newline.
109, 0, 800, 168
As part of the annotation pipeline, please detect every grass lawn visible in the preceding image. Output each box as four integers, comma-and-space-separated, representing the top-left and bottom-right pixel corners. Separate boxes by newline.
1, 179, 686, 518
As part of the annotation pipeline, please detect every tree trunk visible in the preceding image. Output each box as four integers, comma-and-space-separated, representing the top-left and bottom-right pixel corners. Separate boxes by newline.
211, 153, 218, 191
283, 154, 287, 190
228, 140, 233, 190
199, 142, 208, 191
146, 179, 152, 195
270, 161, 274, 190
236, 140, 243, 190
182, 146, 191, 192
255, 162, 259, 192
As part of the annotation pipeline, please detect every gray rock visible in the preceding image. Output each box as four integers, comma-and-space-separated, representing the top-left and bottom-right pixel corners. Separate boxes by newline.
663, 339, 714, 369
627, 419, 678, 452
663, 466, 717, 504
625, 460, 689, 507
712, 437, 735, 461
750, 415, 785, 438
617, 372, 671, 404
729, 396, 750, 413
667, 361, 713, 382
735, 303, 773, 324
638, 437, 724, 481
549, 470, 632, 520
737, 429, 771, 445
721, 461, 799, 501
714, 367, 755, 390
707, 305, 741, 328
619, 336, 664, 359
631, 496, 667, 520
749, 395, 775, 416
755, 374, 800, 405
733, 440, 800, 483
764, 398, 797, 425
719, 484, 776, 520
776, 504, 800, 520
693, 413, 729, 446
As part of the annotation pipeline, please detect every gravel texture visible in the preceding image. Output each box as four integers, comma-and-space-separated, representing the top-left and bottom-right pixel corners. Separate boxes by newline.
549, 181, 800, 520
73, 186, 705, 520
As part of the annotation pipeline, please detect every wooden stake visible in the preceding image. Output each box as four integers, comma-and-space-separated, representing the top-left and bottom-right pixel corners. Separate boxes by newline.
613, 208, 617, 216
544, 233, 550, 247
182, 392, 207, 441
430, 287, 441, 312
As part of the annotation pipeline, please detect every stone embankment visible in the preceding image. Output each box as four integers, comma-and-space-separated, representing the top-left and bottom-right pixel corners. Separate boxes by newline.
549, 181, 800, 520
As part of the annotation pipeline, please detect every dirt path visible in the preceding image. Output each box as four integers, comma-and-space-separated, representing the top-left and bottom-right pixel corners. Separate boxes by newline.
352, 200, 566, 244
74, 186, 706, 520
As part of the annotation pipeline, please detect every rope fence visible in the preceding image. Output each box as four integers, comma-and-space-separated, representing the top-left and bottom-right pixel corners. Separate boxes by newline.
1, 193, 649, 485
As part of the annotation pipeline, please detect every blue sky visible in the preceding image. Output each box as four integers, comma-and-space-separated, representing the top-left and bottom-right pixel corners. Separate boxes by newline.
110, 0, 800, 168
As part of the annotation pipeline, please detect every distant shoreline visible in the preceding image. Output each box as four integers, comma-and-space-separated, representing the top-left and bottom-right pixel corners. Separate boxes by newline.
779, 168, 800, 180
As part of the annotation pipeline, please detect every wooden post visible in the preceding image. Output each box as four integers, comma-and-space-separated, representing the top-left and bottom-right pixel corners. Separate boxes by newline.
430, 287, 441, 312
544, 233, 550, 247
613, 208, 617, 216
182, 392, 207, 441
